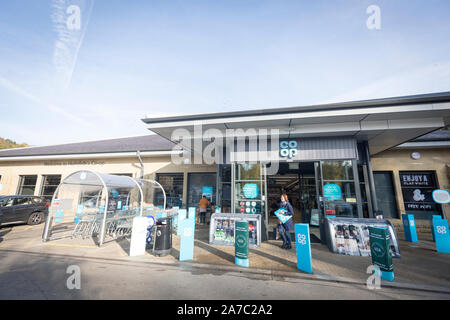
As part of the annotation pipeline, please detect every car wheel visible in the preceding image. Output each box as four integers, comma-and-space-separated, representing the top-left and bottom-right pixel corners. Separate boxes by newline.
28, 212, 44, 225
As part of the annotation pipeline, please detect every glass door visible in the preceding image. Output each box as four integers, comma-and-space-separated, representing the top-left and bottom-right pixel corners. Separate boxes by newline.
232, 162, 268, 240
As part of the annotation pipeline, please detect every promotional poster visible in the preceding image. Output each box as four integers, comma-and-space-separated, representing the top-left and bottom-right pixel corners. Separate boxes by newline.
326, 218, 401, 258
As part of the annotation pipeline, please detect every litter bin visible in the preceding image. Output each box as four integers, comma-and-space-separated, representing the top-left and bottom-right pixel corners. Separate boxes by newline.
153, 217, 172, 256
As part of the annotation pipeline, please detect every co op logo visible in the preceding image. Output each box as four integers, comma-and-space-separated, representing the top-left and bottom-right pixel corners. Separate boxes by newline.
297, 234, 307, 245
436, 226, 447, 234
280, 140, 298, 159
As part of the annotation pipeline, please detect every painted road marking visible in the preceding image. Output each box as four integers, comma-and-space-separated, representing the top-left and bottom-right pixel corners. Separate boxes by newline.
44, 243, 98, 249
22, 238, 37, 249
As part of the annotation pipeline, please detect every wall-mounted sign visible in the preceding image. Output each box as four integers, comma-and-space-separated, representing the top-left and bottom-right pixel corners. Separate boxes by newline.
279, 140, 298, 159
400, 172, 433, 187
44, 160, 105, 166
432, 189, 450, 204
411, 152, 421, 160
323, 184, 342, 201
400, 172, 440, 213
202, 186, 213, 195
242, 183, 259, 199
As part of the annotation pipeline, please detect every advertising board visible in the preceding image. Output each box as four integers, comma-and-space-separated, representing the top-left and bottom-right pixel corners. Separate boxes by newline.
209, 213, 261, 248
324, 217, 401, 258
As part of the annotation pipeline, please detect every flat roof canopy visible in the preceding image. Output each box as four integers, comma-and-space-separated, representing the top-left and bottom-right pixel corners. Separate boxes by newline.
142, 92, 450, 155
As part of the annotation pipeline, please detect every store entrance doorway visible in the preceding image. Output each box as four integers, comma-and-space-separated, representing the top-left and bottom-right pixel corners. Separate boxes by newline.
267, 162, 321, 238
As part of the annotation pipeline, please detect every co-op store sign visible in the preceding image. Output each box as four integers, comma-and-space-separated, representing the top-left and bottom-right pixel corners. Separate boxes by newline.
279, 140, 298, 158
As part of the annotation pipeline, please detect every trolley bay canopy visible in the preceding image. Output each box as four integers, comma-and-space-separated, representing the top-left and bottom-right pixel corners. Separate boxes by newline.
42, 170, 167, 246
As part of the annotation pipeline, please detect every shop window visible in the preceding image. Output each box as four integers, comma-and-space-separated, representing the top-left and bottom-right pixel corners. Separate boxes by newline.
17, 175, 37, 195
217, 164, 231, 213
358, 165, 371, 218
321, 161, 358, 218
156, 173, 184, 208
373, 171, 398, 219
109, 173, 133, 177
187, 173, 216, 209
399, 171, 441, 219
322, 160, 354, 181
234, 163, 265, 215
40, 175, 61, 202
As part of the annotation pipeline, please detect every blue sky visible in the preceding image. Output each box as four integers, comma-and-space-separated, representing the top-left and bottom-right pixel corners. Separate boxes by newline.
1, 0, 450, 146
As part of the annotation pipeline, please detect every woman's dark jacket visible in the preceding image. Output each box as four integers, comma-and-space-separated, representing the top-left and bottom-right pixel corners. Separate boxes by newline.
280, 201, 294, 231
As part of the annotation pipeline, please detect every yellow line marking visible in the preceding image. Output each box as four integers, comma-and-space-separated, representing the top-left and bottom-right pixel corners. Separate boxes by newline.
22, 238, 37, 249
0, 243, 18, 248
44, 243, 98, 249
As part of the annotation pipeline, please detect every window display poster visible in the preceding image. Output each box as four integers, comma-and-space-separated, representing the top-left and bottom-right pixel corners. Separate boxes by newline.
235, 220, 249, 267
310, 209, 320, 226
107, 198, 117, 211
248, 221, 257, 246
202, 186, 213, 196
214, 218, 235, 244
242, 183, 259, 199
323, 184, 342, 201
211, 216, 259, 247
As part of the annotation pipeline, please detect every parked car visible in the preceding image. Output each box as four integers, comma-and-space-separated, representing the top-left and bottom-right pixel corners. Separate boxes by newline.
0, 195, 49, 226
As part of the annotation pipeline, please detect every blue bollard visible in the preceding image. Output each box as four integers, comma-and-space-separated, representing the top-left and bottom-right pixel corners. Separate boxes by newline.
402, 214, 418, 242
433, 218, 450, 254
294, 224, 312, 274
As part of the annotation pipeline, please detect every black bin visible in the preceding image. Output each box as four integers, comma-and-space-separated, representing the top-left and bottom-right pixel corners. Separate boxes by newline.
153, 217, 172, 256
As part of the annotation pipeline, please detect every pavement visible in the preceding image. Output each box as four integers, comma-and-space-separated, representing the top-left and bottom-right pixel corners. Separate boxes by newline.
0, 222, 450, 297
2, 249, 449, 300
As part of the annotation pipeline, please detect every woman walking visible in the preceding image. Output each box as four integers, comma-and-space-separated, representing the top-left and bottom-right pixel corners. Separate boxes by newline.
278, 193, 294, 250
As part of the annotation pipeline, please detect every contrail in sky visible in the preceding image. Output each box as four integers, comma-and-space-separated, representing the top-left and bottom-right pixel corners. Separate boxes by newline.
0, 76, 92, 127
51, 0, 94, 90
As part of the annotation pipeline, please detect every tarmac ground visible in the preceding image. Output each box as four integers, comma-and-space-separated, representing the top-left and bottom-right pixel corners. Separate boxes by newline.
0, 222, 449, 297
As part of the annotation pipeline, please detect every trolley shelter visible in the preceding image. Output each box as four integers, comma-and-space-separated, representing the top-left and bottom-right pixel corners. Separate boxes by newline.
42, 170, 170, 246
